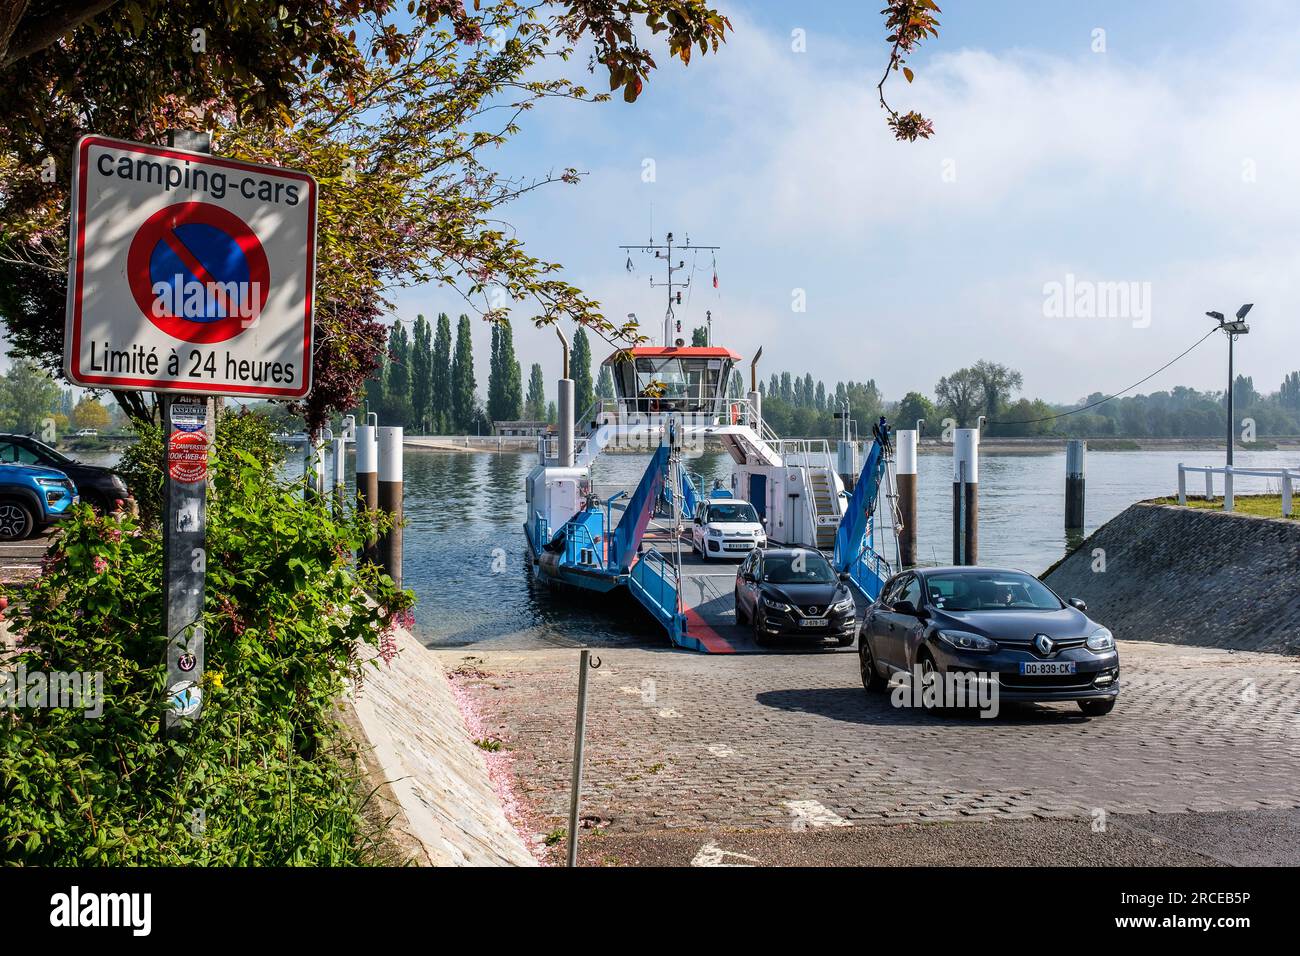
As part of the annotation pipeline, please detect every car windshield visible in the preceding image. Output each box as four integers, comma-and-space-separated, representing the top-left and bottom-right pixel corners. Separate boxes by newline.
707, 503, 757, 523
25, 439, 73, 466
762, 552, 836, 585
924, 571, 1063, 611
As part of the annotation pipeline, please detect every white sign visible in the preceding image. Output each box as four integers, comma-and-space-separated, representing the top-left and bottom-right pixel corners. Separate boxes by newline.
64, 135, 317, 398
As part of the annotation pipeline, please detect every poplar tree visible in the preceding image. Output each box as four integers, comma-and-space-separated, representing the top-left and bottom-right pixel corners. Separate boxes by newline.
384, 321, 412, 427
450, 314, 476, 432
411, 314, 433, 432
571, 327, 595, 420
526, 363, 546, 421
431, 313, 452, 432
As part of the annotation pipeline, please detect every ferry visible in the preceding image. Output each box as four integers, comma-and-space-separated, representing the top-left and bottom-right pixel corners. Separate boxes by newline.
523, 244, 899, 653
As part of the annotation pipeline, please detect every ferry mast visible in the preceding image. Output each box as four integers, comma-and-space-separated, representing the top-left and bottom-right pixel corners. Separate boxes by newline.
620, 232, 720, 346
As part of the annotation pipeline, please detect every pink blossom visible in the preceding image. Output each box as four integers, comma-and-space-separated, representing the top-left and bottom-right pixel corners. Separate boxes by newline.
92, 556, 108, 575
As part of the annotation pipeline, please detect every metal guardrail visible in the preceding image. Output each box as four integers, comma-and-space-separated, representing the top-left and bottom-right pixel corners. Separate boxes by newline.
1178, 463, 1295, 515
563, 520, 604, 568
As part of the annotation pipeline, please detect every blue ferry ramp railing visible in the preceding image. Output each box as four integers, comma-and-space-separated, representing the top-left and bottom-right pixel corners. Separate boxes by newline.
626, 548, 692, 648
833, 432, 896, 601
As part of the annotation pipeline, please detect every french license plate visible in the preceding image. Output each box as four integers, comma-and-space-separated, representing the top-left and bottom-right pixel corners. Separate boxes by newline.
800, 619, 829, 628
1019, 661, 1076, 675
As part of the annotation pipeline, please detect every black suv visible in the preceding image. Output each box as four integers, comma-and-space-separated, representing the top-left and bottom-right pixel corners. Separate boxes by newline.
735, 547, 856, 646
0, 434, 131, 512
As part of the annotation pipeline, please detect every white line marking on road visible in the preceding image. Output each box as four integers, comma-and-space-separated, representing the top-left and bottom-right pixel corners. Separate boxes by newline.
657, 708, 680, 718
784, 800, 850, 829
691, 841, 759, 867
619, 686, 641, 696
707, 744, 735, 757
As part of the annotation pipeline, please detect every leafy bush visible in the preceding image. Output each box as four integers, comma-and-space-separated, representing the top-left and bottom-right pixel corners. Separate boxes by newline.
0, 413, 412, 864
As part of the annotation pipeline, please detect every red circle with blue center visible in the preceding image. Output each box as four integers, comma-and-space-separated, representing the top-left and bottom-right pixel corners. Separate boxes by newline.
127, 202, 270, 344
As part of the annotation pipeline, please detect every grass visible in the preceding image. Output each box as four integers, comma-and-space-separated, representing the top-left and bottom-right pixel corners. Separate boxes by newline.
1151, 494, 1297, 520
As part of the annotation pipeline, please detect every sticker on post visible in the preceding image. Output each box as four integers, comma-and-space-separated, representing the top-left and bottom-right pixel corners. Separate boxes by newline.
167, 681, 202, 717
168, 430, 208, 483
170, 401, 208, 433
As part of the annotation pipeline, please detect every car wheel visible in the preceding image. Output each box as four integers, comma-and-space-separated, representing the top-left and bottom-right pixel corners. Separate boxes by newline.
735, 588, 748, 625
0, 499, 35, 541
752, 610, 766, 646
859, 638, 887, 692
1078, 698, 1116, 717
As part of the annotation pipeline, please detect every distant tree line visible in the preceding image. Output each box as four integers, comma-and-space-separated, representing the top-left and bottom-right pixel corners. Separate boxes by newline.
756, 360, 1300, 440
361, 317, 619, 434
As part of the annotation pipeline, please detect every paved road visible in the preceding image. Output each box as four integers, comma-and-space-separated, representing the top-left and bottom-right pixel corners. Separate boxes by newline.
0, 528, 52, 583
439, 641, 1300, 866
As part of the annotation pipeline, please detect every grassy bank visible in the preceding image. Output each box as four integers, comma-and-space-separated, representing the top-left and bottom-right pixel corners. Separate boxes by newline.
1149, 494, 1297, 520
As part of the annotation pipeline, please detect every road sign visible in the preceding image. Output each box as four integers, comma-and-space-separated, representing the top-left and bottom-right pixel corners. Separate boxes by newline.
64, 135, 317, 398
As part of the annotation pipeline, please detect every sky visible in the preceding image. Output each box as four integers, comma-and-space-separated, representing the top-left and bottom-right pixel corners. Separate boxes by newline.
9, 1, 1298, 413
389, 0, 1300, 410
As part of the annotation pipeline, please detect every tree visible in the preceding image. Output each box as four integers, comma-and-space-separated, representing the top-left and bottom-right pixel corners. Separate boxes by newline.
691, 326, 709, 346
895, 391, 935, 433
597, 365, 616, 402
525, 363, 547, 421
384, 321, 412, 427
1233, 374, 1259, 411
410, 315, 433, 433
71, 396, 111, 431
546, 400, 557, 425
1282, 372, 1300, 412
0, 359, 60, 433
935, 367, 982, 427
431, 313, 452, 432
571, 327, 594, 420
450, 315, 476, 432
971, 360, 1023, 424
0, 2, 733, 428
488, 320, 523, 423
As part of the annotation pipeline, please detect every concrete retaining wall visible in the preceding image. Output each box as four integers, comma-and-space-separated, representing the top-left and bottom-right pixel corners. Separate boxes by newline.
345, 624, 537, 866
1044, 502, 1300, 655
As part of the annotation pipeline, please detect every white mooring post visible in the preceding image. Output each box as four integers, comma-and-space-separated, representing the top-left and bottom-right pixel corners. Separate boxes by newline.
377, 426, 404, 588
1065, 439, 1086, 531
1224, 466, 1235, 513
1178, 464, 1187, 505
1284, 471, 1294, 517
952, 428, 979, 566
356, 414, 379, 563
896, 429, 918, 567
1205, 468, 1214, 501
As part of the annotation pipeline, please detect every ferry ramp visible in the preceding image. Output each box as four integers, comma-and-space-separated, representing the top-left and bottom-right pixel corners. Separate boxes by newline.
639, 522, 855, 655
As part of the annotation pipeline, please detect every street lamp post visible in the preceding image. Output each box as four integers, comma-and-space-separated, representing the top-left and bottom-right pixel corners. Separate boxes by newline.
1206, 304, 1252, 503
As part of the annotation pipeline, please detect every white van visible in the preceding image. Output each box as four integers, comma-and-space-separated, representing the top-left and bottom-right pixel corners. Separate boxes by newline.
690, 498, 767, 560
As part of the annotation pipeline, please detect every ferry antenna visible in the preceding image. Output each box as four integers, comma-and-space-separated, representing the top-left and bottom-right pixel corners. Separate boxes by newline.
620, 231, 720, 346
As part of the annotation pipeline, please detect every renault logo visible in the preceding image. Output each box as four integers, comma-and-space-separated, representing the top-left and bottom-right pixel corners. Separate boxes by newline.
1034, 634, 1055, 655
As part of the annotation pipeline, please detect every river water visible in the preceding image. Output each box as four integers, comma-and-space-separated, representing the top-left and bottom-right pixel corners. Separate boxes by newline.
85, 444, 1294, 650
345, 445, 1297, 650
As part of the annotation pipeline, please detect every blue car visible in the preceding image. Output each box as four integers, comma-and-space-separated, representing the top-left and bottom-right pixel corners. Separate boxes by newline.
0, 463, 79, 540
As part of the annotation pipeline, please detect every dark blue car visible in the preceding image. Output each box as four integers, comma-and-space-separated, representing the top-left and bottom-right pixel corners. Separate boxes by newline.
0, 463, 79, 540
859, 566, 1120, 716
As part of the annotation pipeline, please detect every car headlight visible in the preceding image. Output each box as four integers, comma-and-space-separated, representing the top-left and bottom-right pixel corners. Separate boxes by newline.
831, 598, 854, 614
937, 630, 998, 652
1086, 627, 1115, 651
761, 596, 789, 611
111, 475, 128, 491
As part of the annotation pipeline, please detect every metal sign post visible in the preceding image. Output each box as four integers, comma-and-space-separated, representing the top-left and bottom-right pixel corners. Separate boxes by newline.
163, 394, 210, 729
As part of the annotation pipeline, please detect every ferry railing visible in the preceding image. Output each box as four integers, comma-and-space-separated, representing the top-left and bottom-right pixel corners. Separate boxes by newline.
537, 434, 590, 464
1178, 464, 1296, 516
631, 548, 681, 628
563, 520, 605, 568
532, 512, 550, 548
